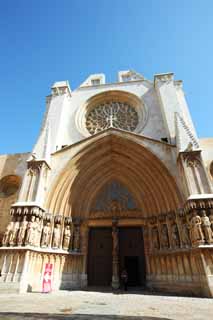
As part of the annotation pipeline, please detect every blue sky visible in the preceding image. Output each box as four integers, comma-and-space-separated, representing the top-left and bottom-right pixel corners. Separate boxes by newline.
0, 0, 212, 154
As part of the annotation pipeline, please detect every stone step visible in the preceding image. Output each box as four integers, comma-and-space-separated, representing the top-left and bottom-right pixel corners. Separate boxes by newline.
0, 282, 20, 294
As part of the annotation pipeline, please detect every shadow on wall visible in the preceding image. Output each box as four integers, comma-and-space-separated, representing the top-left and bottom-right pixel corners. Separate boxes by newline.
0, 314, 173, 320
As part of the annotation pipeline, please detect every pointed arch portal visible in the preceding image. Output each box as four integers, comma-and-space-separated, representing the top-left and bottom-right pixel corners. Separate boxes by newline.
45, 130, 183, 287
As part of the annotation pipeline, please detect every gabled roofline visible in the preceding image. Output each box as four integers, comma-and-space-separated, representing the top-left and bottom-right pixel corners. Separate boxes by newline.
52, 127, 176, 156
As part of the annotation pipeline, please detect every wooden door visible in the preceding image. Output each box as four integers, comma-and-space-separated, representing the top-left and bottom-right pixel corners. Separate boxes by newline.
88, 228, 112, 286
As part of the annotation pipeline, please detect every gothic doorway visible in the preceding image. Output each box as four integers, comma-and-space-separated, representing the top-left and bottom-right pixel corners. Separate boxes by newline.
88, 227, 112, 286
87, 226, 146, 287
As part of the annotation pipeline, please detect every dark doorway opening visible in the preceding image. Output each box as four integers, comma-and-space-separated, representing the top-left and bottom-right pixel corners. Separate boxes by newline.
119, 227, 146, 286
124, 256, 139, 286
88, 227, 112, 286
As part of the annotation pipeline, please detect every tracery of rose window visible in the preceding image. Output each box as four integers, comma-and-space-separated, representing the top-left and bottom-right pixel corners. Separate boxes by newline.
85, 102, 139, 135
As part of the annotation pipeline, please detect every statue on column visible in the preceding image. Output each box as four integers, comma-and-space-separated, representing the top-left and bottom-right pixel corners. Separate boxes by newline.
25, 216, 36, 246
9, 216, 21, 246
52, 223, 61, 249
73, 224, 80, 252
2, 220, 15, 246
111, 223, 119, 289
62, 225, 71, 250
112, 226, 119, 255
41, 222, 51, 247
161, 224, 169, 249
201, 211, 213, 244
171, 223, 180, 248
189, 211, 204, 245
17, 216, 28, 246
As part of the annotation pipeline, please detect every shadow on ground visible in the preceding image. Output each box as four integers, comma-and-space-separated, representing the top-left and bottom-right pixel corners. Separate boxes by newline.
0, 314, 173, 320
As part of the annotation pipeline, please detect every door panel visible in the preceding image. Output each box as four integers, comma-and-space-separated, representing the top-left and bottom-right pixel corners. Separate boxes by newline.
88, 228, 112, 286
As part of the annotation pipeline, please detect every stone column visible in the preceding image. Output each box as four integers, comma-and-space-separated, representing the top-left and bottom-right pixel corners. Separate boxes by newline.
111, 221, 119, 289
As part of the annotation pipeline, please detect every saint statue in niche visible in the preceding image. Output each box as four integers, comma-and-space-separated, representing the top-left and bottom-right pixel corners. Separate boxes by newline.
17, 216, 28, 246
52, 223, 61, 248
41, 222, 51, 247
62, 225, 71, 250
190, 211, 204, 245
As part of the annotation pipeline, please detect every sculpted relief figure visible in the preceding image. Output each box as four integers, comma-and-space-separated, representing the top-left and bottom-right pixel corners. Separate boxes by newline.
17, 216, 28, 246
34, 217, 42, 247
9, 216, 21, 246
190, 211, 204, 245
41, 222, 51, 247
201, 211, 213, 244
25, 216, 36, 246
171, 223, 180, 248
181, 223, 190, 247
2, 220, 14, 246
161, 224, 169, 249
52, 223, 61, 249
152, 227, 159, 250
112, 226, 119, 255
73, 224, 80, 251
209, 212, 213, 232
62, 225, 71, 250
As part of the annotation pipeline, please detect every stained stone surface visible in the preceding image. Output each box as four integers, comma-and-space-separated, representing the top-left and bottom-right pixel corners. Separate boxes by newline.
0, 290, 212, 320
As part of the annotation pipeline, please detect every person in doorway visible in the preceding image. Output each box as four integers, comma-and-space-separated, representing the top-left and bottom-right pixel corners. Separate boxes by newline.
121, 269, 128, 291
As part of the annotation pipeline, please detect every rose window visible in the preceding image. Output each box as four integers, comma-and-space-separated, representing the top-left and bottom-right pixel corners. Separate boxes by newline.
85, 102, 139, 135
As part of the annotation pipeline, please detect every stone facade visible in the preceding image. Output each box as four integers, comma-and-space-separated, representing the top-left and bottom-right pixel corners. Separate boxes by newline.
0, 70, 213, 296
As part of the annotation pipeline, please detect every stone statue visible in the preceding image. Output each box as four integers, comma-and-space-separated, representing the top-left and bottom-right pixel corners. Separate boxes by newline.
41, 222, 51, 247
73, 224, 80, 251
25, 216, 36, 246
2, 221, 14, 246
209, 211, 213, 232
9, 216, 21, 246
52, 223, 61, 248
62, 225, 71, 250
112, 226, 119, 255
190, 211, 204, 245
181, 223, 190, 247
17, 216, 28, 246
201, 211, 213, 244
171, 223, 180, 248
161, 224, 169, 249
152, 227, 159, 250
34, 217, 42, 247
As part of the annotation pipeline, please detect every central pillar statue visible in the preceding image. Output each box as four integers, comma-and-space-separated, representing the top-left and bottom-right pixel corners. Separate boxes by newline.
112, 220, 120, 289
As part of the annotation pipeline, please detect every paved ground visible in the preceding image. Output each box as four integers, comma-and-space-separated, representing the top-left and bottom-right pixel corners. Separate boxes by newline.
0, 290, 212, 320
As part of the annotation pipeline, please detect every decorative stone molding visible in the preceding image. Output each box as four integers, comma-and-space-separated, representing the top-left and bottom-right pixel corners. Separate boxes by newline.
184, 197, 213, 214
51, 81, 71, 97
10, 204, 45, 217
182, 151, 201, 168
89, 209, 143, 219
27, 160, 50, 172
154, 73, 174, 86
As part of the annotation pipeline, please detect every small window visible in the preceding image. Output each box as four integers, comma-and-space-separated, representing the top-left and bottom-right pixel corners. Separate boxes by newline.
91, 79, 100, 86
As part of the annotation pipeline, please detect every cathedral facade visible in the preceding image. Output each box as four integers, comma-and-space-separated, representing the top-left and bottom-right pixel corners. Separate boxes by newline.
0, 70, 213, 296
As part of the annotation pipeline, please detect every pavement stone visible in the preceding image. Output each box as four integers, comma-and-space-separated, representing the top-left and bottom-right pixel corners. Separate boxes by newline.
0, 290, 212, 320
